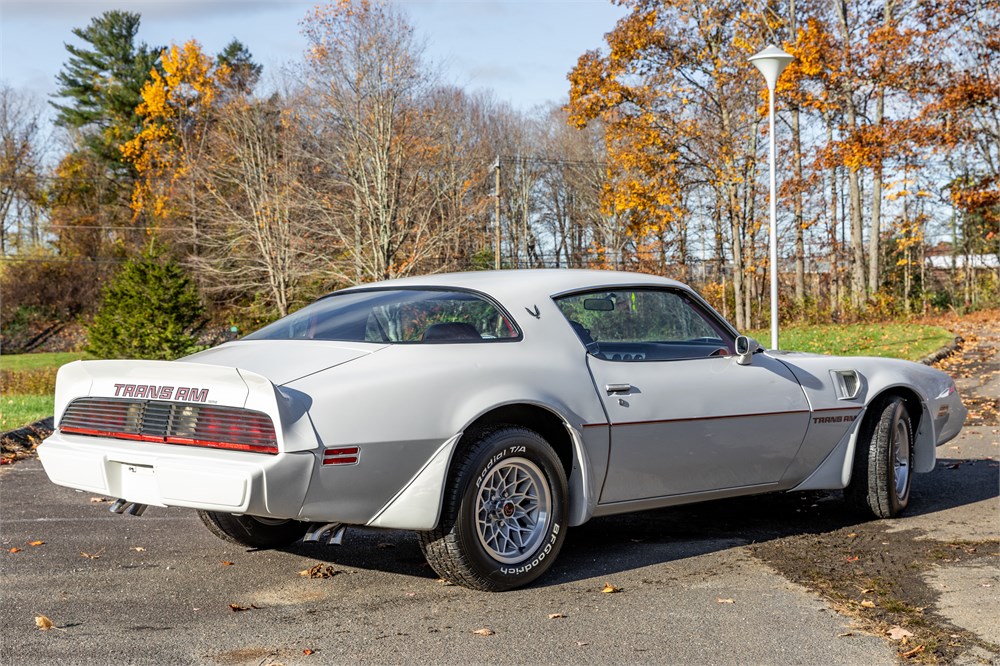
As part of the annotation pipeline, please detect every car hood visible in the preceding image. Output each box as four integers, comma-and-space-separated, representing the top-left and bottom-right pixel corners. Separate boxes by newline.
183, 340, 388, 386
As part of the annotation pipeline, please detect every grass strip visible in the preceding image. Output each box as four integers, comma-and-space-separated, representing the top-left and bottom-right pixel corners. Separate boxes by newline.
747, 323, 954, 361
1, 394, 55, 431
0, 351, 87, 372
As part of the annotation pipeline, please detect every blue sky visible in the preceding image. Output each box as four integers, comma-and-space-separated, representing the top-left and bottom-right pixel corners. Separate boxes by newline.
1, 0, 626, 114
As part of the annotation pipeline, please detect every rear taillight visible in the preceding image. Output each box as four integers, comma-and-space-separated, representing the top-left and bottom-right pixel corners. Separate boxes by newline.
60, 398, 278, 454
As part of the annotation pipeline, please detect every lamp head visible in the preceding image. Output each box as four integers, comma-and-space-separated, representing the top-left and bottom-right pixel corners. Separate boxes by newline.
749, 44, 795, 91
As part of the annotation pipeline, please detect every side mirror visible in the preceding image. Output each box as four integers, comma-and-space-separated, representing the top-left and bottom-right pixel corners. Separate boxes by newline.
735, 335, 760, 366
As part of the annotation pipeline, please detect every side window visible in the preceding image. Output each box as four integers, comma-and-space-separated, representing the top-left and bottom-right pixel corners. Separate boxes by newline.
555, 289, 733, 361
245, 289, 519, 344
369, 297, 517, 342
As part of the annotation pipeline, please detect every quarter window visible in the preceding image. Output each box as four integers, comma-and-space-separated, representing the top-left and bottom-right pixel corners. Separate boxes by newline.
554, 289, 733, 361
245, 289, 519, 343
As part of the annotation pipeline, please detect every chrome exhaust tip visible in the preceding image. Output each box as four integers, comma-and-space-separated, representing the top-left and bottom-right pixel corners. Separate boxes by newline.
303, 522, 346, 545
109, 499, 148, 516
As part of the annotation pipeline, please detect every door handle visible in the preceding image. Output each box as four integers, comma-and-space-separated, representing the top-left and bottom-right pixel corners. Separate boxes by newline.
605, 383, 632, 395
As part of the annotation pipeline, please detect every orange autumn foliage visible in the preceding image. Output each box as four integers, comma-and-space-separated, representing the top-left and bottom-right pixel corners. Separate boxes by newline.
121, 40, 231, 222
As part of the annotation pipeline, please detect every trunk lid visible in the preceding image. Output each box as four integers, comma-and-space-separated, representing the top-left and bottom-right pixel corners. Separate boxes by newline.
183, 340, 385, 385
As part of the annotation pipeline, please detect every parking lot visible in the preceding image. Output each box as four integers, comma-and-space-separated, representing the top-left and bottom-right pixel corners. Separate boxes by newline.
3, 315, 997, 665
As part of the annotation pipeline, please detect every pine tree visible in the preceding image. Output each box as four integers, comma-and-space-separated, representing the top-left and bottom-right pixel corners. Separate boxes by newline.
87, 250, 204, 360
51, 10, 161, 174
217, 39, 262, 94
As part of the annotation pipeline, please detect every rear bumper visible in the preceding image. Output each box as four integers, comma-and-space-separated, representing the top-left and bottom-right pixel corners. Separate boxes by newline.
37, 432, 315, 519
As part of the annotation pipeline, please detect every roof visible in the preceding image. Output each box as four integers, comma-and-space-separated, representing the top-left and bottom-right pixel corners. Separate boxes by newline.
341, 269, 687, 302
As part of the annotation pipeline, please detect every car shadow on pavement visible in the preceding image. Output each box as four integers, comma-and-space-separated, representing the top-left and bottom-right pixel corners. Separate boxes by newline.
905, 456, 999, 517
272, 457, 997, 589
543, 456, 998, 587
281, 528, 439, 581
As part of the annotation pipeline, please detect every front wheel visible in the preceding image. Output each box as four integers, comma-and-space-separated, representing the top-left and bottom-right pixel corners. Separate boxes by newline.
198, 510, 307, 548
845, 396, 914, 518
419, 426, 568, 591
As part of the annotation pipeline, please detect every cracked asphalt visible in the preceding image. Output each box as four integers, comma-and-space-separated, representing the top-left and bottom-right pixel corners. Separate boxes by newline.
2, 315, 997, 665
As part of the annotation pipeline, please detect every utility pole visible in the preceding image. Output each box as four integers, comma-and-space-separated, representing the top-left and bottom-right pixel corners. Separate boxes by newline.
494, 155, 501, 270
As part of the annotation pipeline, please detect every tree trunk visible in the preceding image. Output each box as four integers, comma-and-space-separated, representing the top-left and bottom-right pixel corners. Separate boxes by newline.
868, 0, 895, 299
834, 0, 867, 310
729, 189, 745, 331
848, 166, 865, 308
789, 0, 806, 307
825, 115, 841, 314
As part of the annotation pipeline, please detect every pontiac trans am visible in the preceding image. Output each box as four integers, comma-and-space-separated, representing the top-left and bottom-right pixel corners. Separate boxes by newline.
38, 270, 967, 591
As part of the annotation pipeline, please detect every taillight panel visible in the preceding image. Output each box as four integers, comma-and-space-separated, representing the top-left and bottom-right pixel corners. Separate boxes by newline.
60, 398, 278, 454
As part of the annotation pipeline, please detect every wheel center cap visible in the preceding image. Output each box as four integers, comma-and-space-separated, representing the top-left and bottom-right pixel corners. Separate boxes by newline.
502, 502, 515, 518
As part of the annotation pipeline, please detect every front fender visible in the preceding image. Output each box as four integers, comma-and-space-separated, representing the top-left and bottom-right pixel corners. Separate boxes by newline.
778, 352, 965, 491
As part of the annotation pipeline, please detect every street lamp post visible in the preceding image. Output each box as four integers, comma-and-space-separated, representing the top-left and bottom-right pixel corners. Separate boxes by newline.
749, 44, 794, 351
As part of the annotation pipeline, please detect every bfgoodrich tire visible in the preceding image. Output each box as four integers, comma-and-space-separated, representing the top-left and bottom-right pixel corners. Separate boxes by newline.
419, 426, 569, 591
198, 511, 307, 548
846, 396, 914, 518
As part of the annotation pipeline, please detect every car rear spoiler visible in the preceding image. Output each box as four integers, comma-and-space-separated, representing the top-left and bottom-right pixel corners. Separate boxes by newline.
53, 360, 290, 449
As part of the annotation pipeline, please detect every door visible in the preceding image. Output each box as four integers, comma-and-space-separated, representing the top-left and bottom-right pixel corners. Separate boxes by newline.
555, 288, 810, 504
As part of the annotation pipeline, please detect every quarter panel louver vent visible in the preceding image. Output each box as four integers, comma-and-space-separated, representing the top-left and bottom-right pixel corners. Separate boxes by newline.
60, 398, 278, 454
831, 370, 862, 400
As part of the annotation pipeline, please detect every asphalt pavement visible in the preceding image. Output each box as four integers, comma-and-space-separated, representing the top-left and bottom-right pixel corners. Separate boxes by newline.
3, 318, 998, 665
3, 455, 893, 666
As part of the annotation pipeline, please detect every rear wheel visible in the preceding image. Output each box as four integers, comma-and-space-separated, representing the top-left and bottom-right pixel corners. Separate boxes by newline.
198, 511, 307, 548
846, 396, 914, 518
419, 426, 568, 591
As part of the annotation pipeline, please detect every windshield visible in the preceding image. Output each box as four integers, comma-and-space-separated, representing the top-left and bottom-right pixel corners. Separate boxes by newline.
244, 289, 520, 343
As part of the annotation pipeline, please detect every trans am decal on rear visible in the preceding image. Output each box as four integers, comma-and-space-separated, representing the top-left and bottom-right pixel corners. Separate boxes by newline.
113, 383, 210, 402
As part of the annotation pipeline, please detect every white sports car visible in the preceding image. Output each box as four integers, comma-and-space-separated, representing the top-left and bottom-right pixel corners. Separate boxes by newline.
38, 270, 966, 591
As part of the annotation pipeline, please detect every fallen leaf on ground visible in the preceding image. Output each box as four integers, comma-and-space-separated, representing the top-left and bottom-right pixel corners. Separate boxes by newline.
844, 555, 860, 562
472, 628, 495, 636
303, 649, 315, 655
548, 613, 567, 619
27, 540, 45, 547
576, 641, 589, 647
80, 549, 104, 559
221, 561, 234, 566
837, 632, 854, 638
299, 564, 341, 578
132, 547, 145, 552
846, 533, 858, 538
716, 598, 735, 604
8, 547, 21, 553
601, 582, 621, 593
228, 603, 259, 612
35, 615, 55, 630
900, 645, 925, 659
888, 626, 914, 641
861, 600, 876, 608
